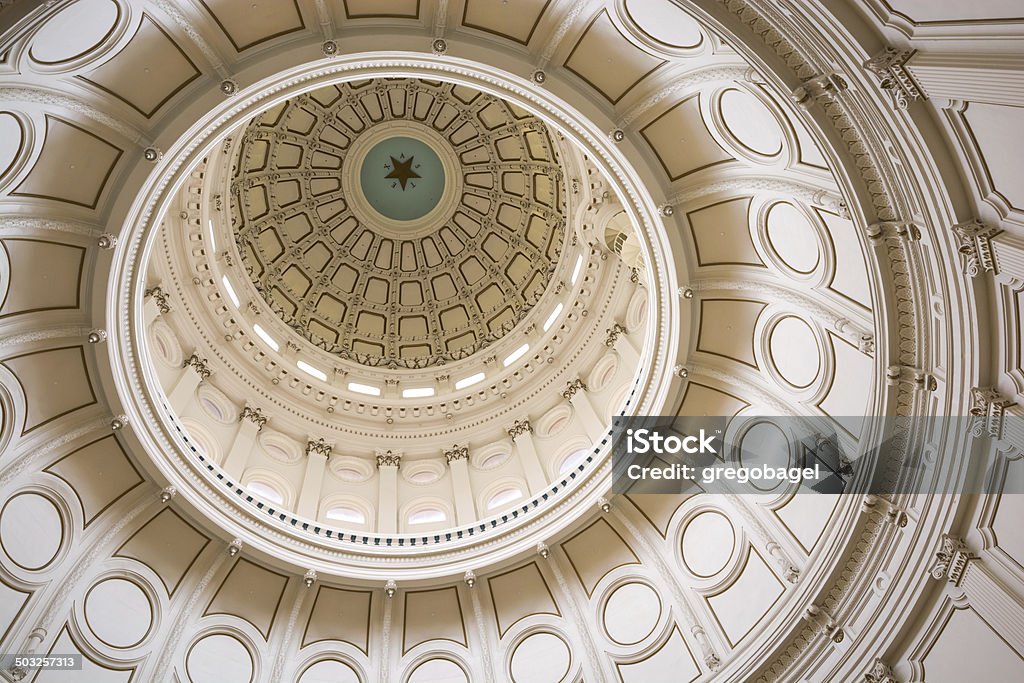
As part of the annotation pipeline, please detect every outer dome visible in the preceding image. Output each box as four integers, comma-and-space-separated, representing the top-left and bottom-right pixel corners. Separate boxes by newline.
232, 78, 566, 369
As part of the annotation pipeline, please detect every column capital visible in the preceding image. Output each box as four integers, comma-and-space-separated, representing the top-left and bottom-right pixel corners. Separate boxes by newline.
145, 285, 171, 314
305, 437, 333, 459
864, 659, 899, 683
929, 534, 975, 585
562, 378, 587, 401
239, 405, 267, 431
376, 449, 402, 469
506, 419, 533, 440
183, 352, 211, 380
953, 219, 1001, 277
864, 46, 924, 110
444, 445, 469, 465
970, 387, 1016, 438
604, 323, 627, 348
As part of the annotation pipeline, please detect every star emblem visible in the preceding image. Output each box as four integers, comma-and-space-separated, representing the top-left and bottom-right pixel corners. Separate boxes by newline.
384, 154, 421, 191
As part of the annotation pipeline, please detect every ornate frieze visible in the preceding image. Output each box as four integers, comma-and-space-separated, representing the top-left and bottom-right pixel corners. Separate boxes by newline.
561, 378, 587, 401
376, 449, 402, 469
183, 353, 211, 380
444, 445, 469, 464
239, 405, 267, 431
506, 419, 533, 440
952, 219, 1001, 277
864, 47, 924, 110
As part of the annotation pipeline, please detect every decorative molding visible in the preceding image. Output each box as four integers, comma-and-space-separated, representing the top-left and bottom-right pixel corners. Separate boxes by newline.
791, 72, 848, 107
864, 47, 924, 110
802, 604, 844, 642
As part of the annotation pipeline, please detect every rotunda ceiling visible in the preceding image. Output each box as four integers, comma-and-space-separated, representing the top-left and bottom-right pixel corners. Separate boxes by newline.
232, 78, 567, 369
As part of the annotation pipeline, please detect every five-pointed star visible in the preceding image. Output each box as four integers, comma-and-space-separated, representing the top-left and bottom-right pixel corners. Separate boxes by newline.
385, 155, 420, 190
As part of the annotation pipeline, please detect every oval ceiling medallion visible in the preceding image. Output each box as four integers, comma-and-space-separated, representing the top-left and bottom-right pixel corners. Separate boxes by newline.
718, 88, 784, 158
0, 492, 63, 571
28, 0, 121, 66
680, 510, 735, 578
511, 632, 571, 683
738, 421, 792, 492
186, 633, 253, 683
0, 113, 25, 182
298, 659, 360, 683
768, 316, 821, 388
84, 577, 153, 648
765, 202, 821, 274
603, 582, 662, 645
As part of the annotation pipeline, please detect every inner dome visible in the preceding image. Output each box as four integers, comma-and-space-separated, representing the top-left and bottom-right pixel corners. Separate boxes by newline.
231, 77, 567, 369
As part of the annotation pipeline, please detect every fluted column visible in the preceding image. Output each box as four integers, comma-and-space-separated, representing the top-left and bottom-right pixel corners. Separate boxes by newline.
297, 439, 331, 519
169, 353, 210, 411
222, 405, 265, 479
563, 379, 605, 442
605, 322, 639, 367
906, 52, 1024, 108
376, 450, 401, 533
444, 445, 476, 525
929, 535, 1024, 649
507, 420, 547, 494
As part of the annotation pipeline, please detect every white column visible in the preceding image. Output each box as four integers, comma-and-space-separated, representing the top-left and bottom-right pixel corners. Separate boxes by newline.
607, 323, 640, 367
297, 439, 331, 519
507, 420, 548, 494
564, 379, 606, 442
222, 406, 264, 479
907, 52, 1024, 107
445, 446, 477, 525
168, 354, 209, 411
931, 535, 1024, 648
376, 451, 401, 533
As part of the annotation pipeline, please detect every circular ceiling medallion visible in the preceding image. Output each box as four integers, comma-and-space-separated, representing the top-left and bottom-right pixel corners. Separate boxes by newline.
358, 135, 445, 222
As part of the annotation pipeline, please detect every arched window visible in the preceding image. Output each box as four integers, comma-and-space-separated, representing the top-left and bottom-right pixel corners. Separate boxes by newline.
325, 505, 366, 525
408, 508, 446, 525
486, 487, 524, 511
247, 481, 284, 505
559, 448, 590, 475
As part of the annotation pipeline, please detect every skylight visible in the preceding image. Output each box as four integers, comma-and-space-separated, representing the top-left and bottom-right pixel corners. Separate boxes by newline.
297, 360, 327, 381
543, 303, 563, 332
571, 255, 584, 284
221, 275, 239, 307
252, 324, 279, 351
348, 382, 381, 396
503, 343, 529, 367
402, 386, 435, 398
454, 372, 485, 390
